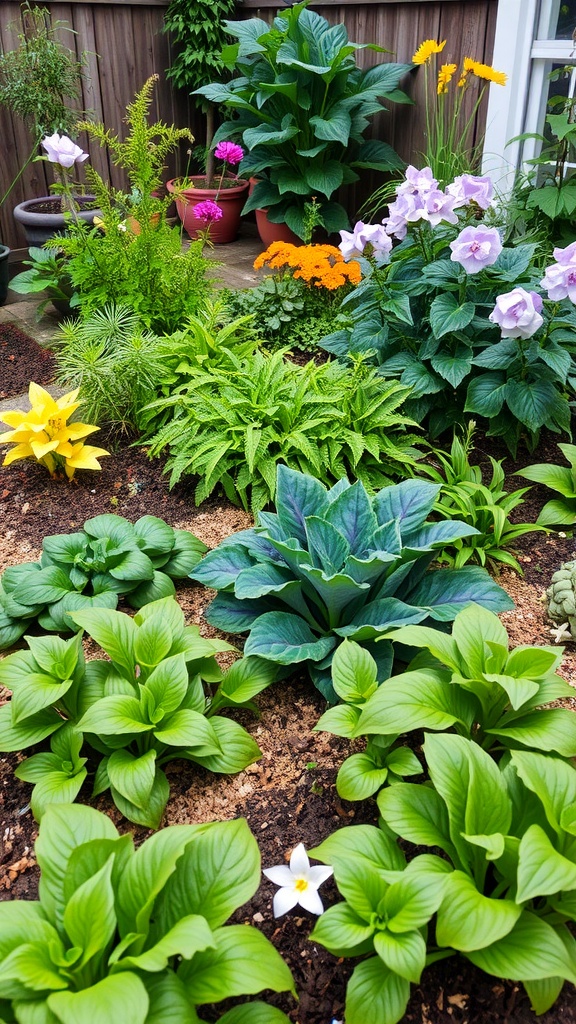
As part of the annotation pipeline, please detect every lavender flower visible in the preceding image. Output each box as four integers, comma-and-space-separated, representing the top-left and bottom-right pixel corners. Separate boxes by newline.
383, 193, 424, 239
41, 133, 88, 168
193, 200, 223, 224
214, 141, 244, 166
398, 165, 438, 196
449, 226, 502, 274
553, 241, 576, 266
447, 174, 494, 210
417, 188, 459, 227
339, 222, 392, 262
489, 287, 544, 339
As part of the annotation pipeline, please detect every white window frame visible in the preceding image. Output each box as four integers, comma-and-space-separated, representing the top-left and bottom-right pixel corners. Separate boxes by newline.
482, 0, 576, 194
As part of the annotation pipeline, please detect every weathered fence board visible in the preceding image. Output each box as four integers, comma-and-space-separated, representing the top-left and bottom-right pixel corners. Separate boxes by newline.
0, 0, 497, 253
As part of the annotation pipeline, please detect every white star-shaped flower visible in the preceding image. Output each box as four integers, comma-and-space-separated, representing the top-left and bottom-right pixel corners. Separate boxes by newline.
550, 621, 573, 643
263, 843, 333, 917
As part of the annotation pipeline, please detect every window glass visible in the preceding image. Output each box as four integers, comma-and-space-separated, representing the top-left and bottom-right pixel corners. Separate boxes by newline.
555, 1, 576, 39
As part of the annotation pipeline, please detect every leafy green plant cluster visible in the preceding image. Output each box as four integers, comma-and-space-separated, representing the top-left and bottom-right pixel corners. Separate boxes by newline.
317, 604, 576, 801
142, 352, 422, 513
518, 442, 576, 526
223, 276, 350, 351
54, 77, 212, 331
190, 466, 513, 699
323, 216, 576, 453
415, 425, 542, 571
196, 0, 408, 238
0, 513, 205, 651
0, 596, 277, 827
310, 731, 576, 1024
0, 803, 294, 1023
9, 246, 78, 319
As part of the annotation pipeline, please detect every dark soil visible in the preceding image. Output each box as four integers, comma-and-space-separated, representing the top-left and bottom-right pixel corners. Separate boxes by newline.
0, 431, 576, 1024
0, 322, 57, 399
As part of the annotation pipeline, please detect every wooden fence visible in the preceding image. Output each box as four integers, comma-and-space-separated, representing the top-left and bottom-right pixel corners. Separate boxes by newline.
0, 0, 498, 254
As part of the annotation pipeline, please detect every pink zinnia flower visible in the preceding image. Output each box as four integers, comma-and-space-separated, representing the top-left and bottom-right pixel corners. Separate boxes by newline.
193, 200, 223, 224
214, 141, 244, 166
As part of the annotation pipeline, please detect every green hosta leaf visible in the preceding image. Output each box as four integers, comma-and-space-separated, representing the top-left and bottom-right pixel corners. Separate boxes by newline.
310, 823, 406, 872
133, 616, 174, 667
27, 766, 88, 821
215, 656, 278, 706
310, 903, 375, 956
156, 819, 260, 931
63, 855, 116, 966
429, 294, 475, 339
377, 783, 453, 855
523, 977, 565, 1016
144, 654, 189, 717
309, 111, 352, 146
25, 633, 82, 678
331, 640, 378, 703
183, 715, 260, 774
373, 929, 426, 983
68, 608, 136, 675
114, 915, 214, 972
467, 911, 576, 984
0, 939, 69, 999
406, 566, 513, 620
486, 710, 576, 758
36, 805, 119, 931
107, 750, 157, 811
358, 669, 476, 735
244, 612, 335, 664
163, 530, 206, 577
128, 573, 176, 610
77, 696, 153, 736
314, 702, 362, 738
336, 753, 389, 800
10, 673, 75, 726
218, 1005, 292, 1024
48, 973, 149, 1024
510, 749, 576, 833
0, 704, 63, 752
516, 824, 576, 902
111, 769, 169, 830
133, 515, 175, 556
345, 956, 411, 1024
154, 709, 219, 750
451, 602, 508, 677
143, 972, 200, 1024
0, 901, 58, 962
178, 925, 295, 1001
436, 871, 521, 951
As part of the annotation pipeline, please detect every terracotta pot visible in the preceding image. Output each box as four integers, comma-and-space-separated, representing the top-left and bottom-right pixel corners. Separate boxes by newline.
166, 176, 249, 244
12, 195, 101, 246
0, 245, 9, 306
248, 178, 300, 247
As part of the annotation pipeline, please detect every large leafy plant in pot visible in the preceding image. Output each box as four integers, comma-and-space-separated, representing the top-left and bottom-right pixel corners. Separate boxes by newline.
190, 466, 513, 700
195, 0, 409, 240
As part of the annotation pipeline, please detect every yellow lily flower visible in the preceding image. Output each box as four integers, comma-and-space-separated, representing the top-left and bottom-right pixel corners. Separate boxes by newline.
0, 382, 109, 479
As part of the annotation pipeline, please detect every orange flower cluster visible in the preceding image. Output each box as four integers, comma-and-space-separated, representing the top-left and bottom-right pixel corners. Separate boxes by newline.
254, 242, 362, 291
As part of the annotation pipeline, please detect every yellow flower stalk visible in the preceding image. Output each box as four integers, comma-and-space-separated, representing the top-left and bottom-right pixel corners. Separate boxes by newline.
0, 382, 109, 479
437, 63, 458, 94
412, 39, 446, 65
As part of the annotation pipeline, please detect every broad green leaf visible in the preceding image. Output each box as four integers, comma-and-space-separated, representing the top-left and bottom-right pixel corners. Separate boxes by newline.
48, 972, 149, 1024
406, 567, 514, 620
35, 805, 119, 930
77, 696, 153, 735
111, 770, 169, 830
345, 956, 410, 1024
275, 464, 328, 544
331, 640, 378, 702
114, 915, 214, 972
358, 669, 476, 735
378, 783, 454, 856
143, 972, 200, 1024
0, 940, 68, 999
63, 855, 116, 966
310, 824, 405, 872
506, 378, 561, 433
216, 656, 278, 705
0, 902, 56, 962
133, 515, 175, 556
436, 871, 521, 951
154, 709, 219, 750
336, 753, 389, 800
516, 824, 576, 902
383, 623, 460, 671
467, 911, 576, 984
189, 544, 256, 590
244, 611, 335, 664
523, 977, 565, 1015
373, 929, 426, 983
28, 767, 88, 821
451, 603, 508, 678
309, 903, 375, 956
133, 616, 174, 667
487, 710, 576, 758
144, 655, 189, 717
385, 871, 448, 933
218, 1003, 292, 1024
314, 702, 362, 737
510, 750, 576, 834
107, 750, 157, 811
0, 704, 63, 752
156, 819, 260, 931
178, 925, 295, 1001
68, 608, 136, 675
183, 715, 260, 773
429, 294, 475, 339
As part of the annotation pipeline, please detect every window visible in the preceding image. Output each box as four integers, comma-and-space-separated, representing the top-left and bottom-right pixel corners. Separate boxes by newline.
483, 0, 576, 192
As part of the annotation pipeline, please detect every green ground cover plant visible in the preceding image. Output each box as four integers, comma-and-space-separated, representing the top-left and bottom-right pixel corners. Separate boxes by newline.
415, 425, 541, 571
196, 0, 408, 238
309, 734, 576, 1024
316, 604, 576, 800
0, 513, 205, 651
142, 351, 421, 514
0, 803, 294, 1023
517, 442, 576, 526
0, 596, 276, 827
190, 466, 513, 700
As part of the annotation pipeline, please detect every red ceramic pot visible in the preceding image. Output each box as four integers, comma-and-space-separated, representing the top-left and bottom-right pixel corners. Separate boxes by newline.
166, 176, 249, 244
248, 177, 301, 247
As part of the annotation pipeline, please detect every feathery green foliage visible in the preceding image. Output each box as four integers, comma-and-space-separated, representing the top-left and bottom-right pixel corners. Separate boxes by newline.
142, 352, 423, 513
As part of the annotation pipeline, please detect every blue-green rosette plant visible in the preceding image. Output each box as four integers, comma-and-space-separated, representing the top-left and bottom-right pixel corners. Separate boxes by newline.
195, 0, 409, 239
0, 803, 295, 1024
325, 166, 576, 452
190, 465, 513, 700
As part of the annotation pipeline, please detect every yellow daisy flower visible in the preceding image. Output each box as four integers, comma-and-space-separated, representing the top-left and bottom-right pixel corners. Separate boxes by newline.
437, 63, 458, 94
412, 39, 446, 65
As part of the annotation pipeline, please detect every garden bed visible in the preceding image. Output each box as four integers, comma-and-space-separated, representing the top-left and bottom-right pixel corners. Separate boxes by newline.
1, 433, 576, 1024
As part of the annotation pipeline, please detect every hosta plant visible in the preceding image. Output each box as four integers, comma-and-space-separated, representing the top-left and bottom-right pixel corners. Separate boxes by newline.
190, 466, 513, 699
142, 350, 422, 514
0, 803, 295, 1024
517, 442, 576, 526
0, 513, 205, 650
310, 734, 576, 1024
316, 604, 576, 800
196, 1, 409, 238
415, 424, 541, 571
0, 597, 276, 827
